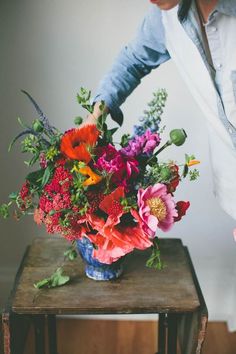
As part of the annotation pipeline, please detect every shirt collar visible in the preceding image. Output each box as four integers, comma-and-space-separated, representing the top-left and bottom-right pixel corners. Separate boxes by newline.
178, 0, 236, 23
215, 0, 236, 17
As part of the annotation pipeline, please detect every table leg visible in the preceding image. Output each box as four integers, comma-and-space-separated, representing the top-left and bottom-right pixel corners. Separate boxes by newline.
167, 314, 178, 354
47, 315, 58, 354
33, 315, 46, 354
158, 313, 167, 354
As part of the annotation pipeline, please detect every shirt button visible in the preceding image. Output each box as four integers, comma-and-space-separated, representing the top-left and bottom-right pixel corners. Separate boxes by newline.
216, 63, 222, 70
211, 26, 217, 32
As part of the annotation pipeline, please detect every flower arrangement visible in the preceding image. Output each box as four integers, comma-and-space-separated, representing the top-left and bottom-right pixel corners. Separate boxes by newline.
0, 88, 199, 285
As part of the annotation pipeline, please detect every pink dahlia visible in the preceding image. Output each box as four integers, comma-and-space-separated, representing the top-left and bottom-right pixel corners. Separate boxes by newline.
94, 144, 139, 191
137, 183, 177, 237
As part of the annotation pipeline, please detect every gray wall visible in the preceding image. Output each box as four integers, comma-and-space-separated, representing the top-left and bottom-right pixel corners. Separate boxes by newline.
1, 0, 236, 328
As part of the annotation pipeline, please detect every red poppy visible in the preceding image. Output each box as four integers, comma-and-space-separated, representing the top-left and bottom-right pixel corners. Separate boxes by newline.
85, 187, 152, 264
60, 124, 99, 163
174, 201, 190, 222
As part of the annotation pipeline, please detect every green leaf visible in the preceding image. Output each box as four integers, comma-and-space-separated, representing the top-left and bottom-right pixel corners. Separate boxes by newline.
9, 192, 18, 201
74, 116, 83, 126
34, 278, 51, 289
34, 268, 70, 289
17, 117, 30, 129
0, 203, 11, 219
50, 268, 70, 287
26, 169, 44, 184
28, 152, 40, 166
64, 246, 78, 261
146, 238, 165, 270
41, 165, 52, 187
183, 164, 189, 178
120, 134, 130, 147
189, 169, 200, 181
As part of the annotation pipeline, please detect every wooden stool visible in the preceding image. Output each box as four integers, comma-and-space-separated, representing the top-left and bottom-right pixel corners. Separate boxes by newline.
2, 238, 208, 354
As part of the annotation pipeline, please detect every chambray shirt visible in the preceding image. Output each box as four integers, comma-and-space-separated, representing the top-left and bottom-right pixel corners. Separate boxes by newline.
93, 0, 236, 146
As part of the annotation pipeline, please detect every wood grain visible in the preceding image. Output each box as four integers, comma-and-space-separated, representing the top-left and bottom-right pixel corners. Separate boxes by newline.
12, 237, 200, 315
23, 320, 236, 354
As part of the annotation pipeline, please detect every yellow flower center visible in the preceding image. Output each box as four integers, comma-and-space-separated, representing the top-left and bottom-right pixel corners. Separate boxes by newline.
147, 197, 167, 221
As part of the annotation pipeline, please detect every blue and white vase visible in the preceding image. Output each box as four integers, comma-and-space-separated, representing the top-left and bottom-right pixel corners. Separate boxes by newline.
76, 237, 124, 281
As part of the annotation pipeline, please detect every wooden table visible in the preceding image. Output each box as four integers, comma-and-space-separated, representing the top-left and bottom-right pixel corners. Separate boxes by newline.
2, 237, 208, 354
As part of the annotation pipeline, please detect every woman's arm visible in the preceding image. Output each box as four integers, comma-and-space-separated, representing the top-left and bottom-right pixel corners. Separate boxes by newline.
90, 5, 170, 125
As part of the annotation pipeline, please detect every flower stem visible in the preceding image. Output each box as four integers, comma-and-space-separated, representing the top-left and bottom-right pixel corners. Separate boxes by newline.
147, 140, 172, 164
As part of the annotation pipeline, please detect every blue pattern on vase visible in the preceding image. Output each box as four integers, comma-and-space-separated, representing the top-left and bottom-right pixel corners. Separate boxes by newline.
76, 237, 124, 281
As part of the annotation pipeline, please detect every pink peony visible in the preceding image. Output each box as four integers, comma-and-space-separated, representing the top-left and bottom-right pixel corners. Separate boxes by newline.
138, 183, 177, 237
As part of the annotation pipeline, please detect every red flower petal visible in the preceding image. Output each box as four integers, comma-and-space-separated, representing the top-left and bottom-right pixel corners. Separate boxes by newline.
174, 201, 190, 222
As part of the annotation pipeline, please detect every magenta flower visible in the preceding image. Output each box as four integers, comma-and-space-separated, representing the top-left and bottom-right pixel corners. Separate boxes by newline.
94, 144, 139, 190
121, 129, 161, 157
137, 183, 177, 237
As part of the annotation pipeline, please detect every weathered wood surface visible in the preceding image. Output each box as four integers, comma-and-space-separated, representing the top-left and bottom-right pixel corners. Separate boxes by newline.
1, 248, 31, 354
177, 247, 208, 354
12, 237, 200, 315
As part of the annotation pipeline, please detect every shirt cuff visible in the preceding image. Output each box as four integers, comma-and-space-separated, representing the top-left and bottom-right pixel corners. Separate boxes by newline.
91, 94, 124, 126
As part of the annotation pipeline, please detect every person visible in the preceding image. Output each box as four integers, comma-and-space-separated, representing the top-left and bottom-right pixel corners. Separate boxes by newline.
86, 0, 236, 221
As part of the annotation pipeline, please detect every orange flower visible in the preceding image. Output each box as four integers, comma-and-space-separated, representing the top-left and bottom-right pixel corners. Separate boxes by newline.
187, 159, 200, 167
79, 166, 102, 186
60, 125, 99, 163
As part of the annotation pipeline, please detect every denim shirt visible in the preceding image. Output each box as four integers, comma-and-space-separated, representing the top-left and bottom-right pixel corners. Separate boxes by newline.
93, 0, 236, 132
93, 0, 236, 220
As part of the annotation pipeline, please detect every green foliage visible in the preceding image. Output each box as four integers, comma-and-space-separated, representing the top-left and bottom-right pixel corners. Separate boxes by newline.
45, 146, 59, 161
64, 243, 78, 261
185, 154, 195, 164
26, 169, 44, 185
144, 163, 173, 187
34, 267, 70, 289
141, 89, 168, 131
77, 87, 93, 113
32, 119, 44, 132
9, 192, 18, 201
0, 203, 11, 219
74, 116, 83, 126
189, 169, 200, 181
146, 238, 165, 270
120, 134, 131, 148
120, 196, 137, 212
41, 165, 53, 187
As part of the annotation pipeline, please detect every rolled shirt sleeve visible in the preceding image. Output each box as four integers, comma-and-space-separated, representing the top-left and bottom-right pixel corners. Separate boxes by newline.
92, 5, 170, 125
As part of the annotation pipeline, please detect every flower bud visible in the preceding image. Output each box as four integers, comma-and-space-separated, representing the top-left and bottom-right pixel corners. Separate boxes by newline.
74, 116, 83, 126
32, 119, 44, 132
160, 166, 171, 180
169, 129, 187, 146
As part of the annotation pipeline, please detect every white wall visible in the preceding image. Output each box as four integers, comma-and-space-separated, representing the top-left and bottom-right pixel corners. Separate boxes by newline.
1, 0, 236, 328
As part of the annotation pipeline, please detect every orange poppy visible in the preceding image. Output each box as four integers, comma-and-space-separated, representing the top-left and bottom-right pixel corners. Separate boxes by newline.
79, 166, 102, 186
60, 124, 99, 163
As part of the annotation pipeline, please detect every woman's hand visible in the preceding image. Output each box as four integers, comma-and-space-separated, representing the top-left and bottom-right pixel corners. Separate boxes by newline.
83, 101, 108, 126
